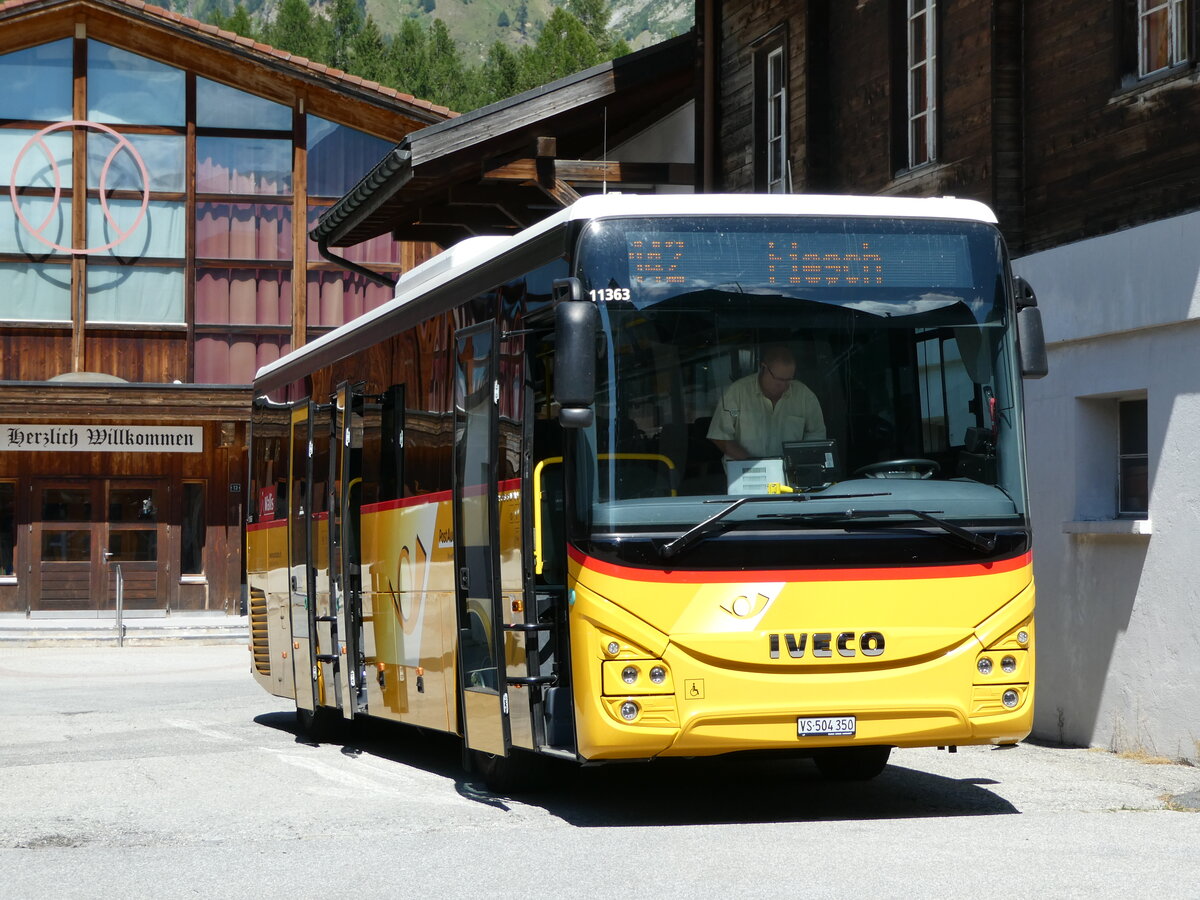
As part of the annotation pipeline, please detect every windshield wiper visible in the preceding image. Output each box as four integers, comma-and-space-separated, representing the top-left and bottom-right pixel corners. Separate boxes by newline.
770, 507, 998, 554
655, 492, 890, 560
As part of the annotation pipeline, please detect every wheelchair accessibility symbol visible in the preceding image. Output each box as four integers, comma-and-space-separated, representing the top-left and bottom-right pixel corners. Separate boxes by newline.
684, 679, 704, 699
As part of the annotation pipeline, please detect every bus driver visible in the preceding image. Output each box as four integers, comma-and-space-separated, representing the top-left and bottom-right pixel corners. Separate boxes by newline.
707, 344, 826, 460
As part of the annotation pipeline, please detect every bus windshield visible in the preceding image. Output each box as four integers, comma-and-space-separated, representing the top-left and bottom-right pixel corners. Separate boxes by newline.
570, 214, 1028, 554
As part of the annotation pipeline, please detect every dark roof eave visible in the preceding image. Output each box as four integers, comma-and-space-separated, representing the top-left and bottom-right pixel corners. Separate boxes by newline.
310, 147, 413, 246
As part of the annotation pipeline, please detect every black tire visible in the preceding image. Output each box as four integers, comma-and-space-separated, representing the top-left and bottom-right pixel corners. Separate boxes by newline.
295, 704, 341, 743
471, 748, 539, 794
812, 745, 892, 781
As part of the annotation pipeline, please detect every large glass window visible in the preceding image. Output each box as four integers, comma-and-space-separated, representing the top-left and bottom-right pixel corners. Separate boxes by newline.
195, 334, 291, 384
87, 41, 185, 126
0, 263, 71, 322
196, 138, 293, 195
197, 78, 292, 130
197, 203, 292, 260
87, 200, 186, 259
0, 196, 73, 255
1, 129, 74, 188
0, 37, 422, 387
86, 266, 186, 323
306, 270, 395, 330
0, 39, 72, 121
196, 268, 291, 325
307, 116, 392, 198
88, 132, 186, 193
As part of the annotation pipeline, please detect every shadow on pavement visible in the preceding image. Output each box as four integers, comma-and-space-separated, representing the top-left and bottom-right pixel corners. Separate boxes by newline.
253, 711, 1019, 825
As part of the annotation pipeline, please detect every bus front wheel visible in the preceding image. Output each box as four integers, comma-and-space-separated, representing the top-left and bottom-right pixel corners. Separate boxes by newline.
471, 748, 539, 794
812, 745, 892, 781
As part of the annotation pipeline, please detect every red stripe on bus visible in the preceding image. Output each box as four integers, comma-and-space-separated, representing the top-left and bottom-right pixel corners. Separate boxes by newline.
360, 479, 520, 515
246, 519, 287, 533
567, 545, 1032, 583
363, 491, 452, 514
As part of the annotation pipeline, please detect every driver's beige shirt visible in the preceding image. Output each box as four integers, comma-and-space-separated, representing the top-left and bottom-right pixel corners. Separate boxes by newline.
706, 374, 826, 458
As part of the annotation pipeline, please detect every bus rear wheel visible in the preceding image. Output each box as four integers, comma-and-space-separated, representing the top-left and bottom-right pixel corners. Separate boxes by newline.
812, 745, 892, 781
295, 704, 341, 743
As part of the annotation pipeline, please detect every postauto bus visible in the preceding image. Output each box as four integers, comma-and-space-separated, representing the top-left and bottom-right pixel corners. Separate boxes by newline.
246, 193, 1047, 788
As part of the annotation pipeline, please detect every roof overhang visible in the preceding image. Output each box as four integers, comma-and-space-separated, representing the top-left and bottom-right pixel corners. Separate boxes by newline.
312, 31, 699, 248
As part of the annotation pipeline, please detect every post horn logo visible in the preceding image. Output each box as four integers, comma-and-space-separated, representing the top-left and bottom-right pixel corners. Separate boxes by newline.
9, 120, 150, 254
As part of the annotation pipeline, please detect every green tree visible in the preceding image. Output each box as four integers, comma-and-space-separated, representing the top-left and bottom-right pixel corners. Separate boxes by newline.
225, 2, 257, 38
328, 0, 363, 71
525, 7, 604, 87
497, 9, 509, 28
425, 18, 472, 109
565, 0, 609, 47
388, 17, 429, 98
479, 40, 521, 104
265, 0, 330, 63
351, 14, 389, 85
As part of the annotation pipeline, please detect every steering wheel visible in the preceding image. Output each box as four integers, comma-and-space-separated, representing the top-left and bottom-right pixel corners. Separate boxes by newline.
854, 458, 940, 479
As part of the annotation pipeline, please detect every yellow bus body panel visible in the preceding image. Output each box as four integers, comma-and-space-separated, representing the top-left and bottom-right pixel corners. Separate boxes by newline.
568, 550, 1035, 761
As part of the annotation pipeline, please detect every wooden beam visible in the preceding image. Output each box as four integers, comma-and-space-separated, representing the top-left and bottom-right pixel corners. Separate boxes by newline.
483, 158, 696, 187
535, 137, 581, 208
390, 224, 480, 245
414, 204, 523, 232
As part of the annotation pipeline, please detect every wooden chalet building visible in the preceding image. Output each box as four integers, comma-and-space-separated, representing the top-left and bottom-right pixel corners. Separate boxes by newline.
695, 0, 1200, 762
0, 0, 448, 616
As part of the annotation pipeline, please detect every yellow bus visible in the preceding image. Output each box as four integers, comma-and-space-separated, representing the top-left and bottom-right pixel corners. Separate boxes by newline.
246, 194, 1047, 787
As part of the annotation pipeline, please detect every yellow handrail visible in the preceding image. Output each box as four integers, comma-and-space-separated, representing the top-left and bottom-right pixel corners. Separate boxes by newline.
532, 456, 563, 576
532, 452, 677, 575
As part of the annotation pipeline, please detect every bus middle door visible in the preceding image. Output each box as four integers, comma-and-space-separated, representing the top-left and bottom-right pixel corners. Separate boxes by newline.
452, 321, 511, 757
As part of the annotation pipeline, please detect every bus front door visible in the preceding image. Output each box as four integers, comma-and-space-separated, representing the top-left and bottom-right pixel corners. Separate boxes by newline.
333, 383, 367, 719
452, 321, 511, 757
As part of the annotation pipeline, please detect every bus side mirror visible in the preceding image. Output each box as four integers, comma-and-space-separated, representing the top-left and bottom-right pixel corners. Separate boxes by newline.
553, 279, 599, 428
1014, 276, 1048, 379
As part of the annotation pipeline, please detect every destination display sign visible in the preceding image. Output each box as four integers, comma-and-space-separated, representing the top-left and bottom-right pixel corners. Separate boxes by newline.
626, 230, 974, 289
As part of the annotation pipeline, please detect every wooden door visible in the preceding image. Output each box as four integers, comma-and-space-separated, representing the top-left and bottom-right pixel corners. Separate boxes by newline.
30, 479, 168, 612
31, 482, 99, 612
103, 480, 168, 610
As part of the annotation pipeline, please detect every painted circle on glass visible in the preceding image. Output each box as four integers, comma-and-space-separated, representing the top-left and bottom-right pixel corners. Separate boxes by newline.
9, 120, 150, 254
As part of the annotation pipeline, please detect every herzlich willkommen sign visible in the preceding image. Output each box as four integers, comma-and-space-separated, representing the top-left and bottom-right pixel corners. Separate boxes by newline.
0, 424, 203, 453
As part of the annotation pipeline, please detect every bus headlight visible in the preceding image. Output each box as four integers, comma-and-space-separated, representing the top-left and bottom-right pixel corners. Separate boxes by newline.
620, 701, 639, 721
1001, 655, 1017, 674
1002, 689, 1020, 708
602, 660, 673, 695
977, 657, 993, 676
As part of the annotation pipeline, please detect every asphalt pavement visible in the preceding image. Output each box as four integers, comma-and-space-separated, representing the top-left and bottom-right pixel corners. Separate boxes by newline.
1, 644, 1198, 899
